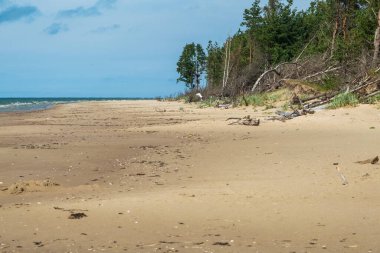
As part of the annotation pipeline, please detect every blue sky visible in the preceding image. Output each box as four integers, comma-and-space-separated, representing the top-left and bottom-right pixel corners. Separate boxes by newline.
0, 0, 311, 98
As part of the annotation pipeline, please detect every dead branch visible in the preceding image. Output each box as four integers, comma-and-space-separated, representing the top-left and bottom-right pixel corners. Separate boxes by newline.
363, 90, 380, 99
350, 76, 372, 92
300, 92, 338, 103
351, 78, 379, 94
251, 62, 299, 92
295, 33, 317, 62
303, 66, 342, 81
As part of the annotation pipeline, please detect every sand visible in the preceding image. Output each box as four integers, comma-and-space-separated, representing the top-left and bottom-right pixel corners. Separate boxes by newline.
0, 100, 380, 252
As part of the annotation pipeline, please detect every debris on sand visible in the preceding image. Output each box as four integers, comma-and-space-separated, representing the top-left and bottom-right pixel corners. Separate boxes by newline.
33, 241, 44, 247
54, 207, 88, 213
213, 242, 231, 246
6, 180, 59, 194
68, 213, 87, 219
268, 109, 315, 122
371, 156, 379, 164
216, 104, 231, 109
227, 115, 260, 126
356, 156, 379, 165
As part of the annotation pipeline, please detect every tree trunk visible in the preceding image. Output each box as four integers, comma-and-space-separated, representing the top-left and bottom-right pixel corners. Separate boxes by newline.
222, 38, 231, 89
222, 39, 229, 88
343, 15, 348, 40
330, 0, 341, 59
373, 9, 380, 67
330, 18, 339, 58
225, 40, 231, 87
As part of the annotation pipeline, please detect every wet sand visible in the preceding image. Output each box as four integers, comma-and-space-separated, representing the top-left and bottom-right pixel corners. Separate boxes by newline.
0, 100, 380, 252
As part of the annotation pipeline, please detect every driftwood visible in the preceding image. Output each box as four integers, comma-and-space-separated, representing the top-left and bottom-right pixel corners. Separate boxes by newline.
226, 115, 260, 126
356, 156, 379, 165
272, 68, 379, 120
296, 71, 379, 109
248, 53, 380, 115
268, 109, 315, 122
302, 93, 339, 109
216, 104, 231, 109
298, 93, 327, 103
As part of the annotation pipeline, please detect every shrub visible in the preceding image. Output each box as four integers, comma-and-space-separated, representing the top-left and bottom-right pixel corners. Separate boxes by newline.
320, 75, 341, 91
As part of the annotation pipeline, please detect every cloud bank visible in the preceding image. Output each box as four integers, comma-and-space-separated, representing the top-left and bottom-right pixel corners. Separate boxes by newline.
57, 0, 116, 18
44, 23, 68, 35
0, 5, 39, 24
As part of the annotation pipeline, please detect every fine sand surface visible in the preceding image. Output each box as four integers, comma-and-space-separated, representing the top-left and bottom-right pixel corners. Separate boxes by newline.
0, 100, 380, 253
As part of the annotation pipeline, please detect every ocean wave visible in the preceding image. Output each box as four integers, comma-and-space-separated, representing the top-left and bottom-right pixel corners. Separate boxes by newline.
0, 101, 58, 112
0, 101, 51, 108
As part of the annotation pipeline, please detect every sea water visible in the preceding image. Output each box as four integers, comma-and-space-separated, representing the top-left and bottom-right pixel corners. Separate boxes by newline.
0, 98, 146, 112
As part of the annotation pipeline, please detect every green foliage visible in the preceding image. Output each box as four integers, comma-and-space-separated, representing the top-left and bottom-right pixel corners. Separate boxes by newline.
177, 43, 206, 90
320, 75, 341, 91
242, 0, 316, 65
241, 94, 267, 106
281, 102, 290, 111
328, 93, 359, 109
240, 0, 380, 65
177, 0, 380, 96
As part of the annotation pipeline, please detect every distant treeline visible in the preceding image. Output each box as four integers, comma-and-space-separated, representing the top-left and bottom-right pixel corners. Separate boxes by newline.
176, 0, 380, 97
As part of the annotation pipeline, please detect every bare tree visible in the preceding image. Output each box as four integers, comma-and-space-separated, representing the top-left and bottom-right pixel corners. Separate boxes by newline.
222, 38, 232, 90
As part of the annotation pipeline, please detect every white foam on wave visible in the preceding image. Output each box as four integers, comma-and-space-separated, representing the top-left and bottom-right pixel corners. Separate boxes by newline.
0, 101, 57, 111
0, 102, 34, 108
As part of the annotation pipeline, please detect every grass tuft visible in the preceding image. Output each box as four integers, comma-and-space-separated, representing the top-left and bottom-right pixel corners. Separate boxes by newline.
327, 93, 359, 109
239, 89, 289, 107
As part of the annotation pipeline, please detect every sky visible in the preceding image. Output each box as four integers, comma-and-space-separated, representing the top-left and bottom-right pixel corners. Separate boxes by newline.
0, 0, 311, 98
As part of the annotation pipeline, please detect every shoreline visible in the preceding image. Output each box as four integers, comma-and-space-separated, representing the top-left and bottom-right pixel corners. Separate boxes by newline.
0, 98, 156, 114
0, 100, 380, 252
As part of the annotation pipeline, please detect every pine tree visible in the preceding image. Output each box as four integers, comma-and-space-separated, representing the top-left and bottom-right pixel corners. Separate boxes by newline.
206, 41, 224, 89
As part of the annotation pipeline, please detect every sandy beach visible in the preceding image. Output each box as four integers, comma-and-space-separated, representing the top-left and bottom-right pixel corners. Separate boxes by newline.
0, 100, 380, 252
